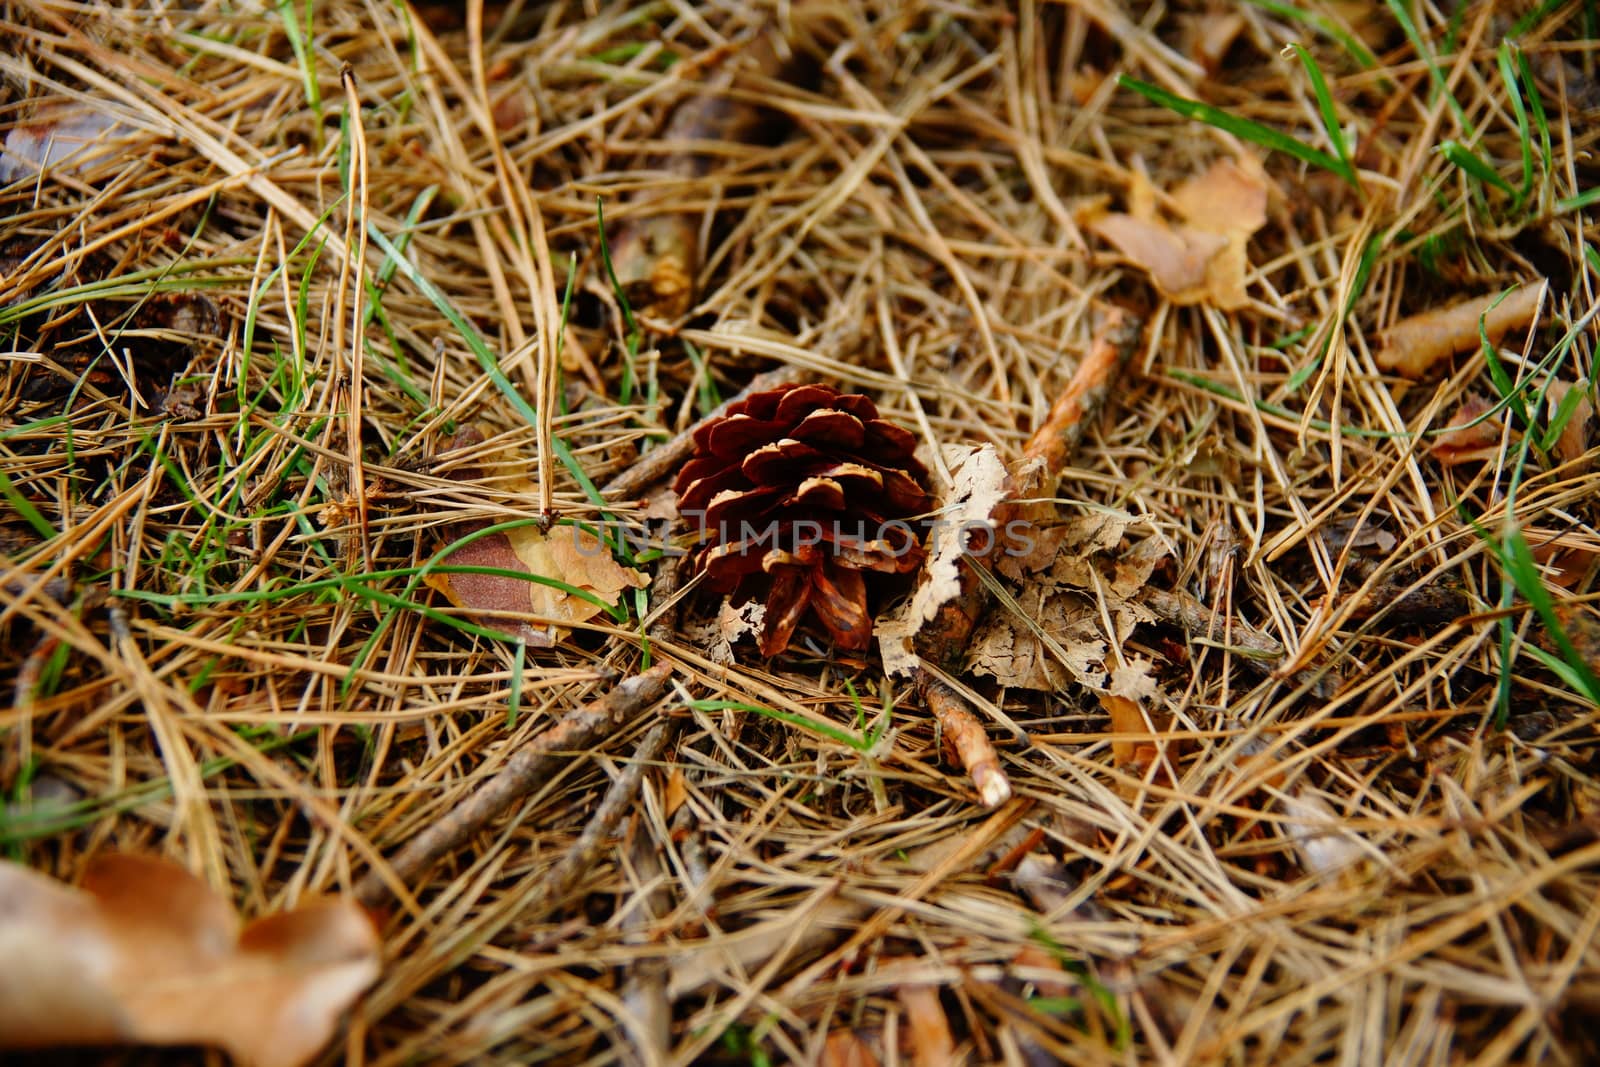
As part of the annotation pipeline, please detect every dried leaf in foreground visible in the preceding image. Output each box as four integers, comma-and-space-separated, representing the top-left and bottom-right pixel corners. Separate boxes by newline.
0, 854, 380, 1067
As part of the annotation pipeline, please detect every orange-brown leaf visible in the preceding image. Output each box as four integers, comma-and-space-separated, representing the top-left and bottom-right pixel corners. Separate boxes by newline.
0, 854, 380, 1067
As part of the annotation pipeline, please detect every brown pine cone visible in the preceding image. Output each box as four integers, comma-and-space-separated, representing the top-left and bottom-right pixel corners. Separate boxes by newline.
674, 382, 931, 656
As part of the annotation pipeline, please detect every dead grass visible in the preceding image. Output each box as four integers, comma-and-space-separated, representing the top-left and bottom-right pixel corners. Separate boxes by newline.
2, 0, 1599, 1063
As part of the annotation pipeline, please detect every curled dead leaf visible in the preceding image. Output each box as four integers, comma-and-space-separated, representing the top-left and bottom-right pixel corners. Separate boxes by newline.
1430, 395, 1505, 464
1377, 281, 1546, 378
876, 444, 1011, 677
0, 854, 380, 1067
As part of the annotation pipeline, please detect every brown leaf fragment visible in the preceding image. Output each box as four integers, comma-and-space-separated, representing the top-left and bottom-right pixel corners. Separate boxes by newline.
1546, 380, 1595, 468
970, 588, 1106, 691
821, 1029, 883, 1067
1089, 212, 1228, 302
1181, 12, 1247, 72
1100, 659, 1177, 795
1170, 158, 1269, 235
896, 980, 956, 1067
425, 523, 648, 646
1087, 159, 1268, 308
1376, 280, 1546, 377
1430, 395, 1505, 464
0, 854, 379, 1067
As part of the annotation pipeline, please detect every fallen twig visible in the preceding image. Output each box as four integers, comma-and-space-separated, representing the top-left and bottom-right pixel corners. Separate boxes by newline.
922, 673, 1008, 807
910, 309, 1143, 806
536, 720, 672, 909
355, 664, 673, 905
1138, 587, 1339, 697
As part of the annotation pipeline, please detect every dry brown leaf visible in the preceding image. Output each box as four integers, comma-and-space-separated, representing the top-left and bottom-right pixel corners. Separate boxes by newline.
895, 980, 956, 1067
1171, 158, 1270, 234
0, 854, 379, 1067
1100, 659, 1175, 792
974, 514, 1165, 693
425, 523, 648, 646
821, 1029, 883, 1067
1547, 380, 1595, 467
970, 588, 1106, 691
1376, 280, 1546, 377
1181, 12, 1247, 72
1430, 395, 1505, 464
1087, 158, 1268, 308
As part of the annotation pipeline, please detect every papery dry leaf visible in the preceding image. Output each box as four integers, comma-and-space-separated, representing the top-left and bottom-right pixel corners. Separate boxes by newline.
975, 514, 1164, 693
1088, 158, 1268, 309
1181, 12, 1247, 72
0, 854, 379, 1067
0, 107, 146, 182
1171, 159, 1270, 235
683, 598, 765, 664
877, 444, 1011, 677
1089, 213, 1228, 302
1101, 659, 1167, 776
425, 524, 648, 646
1430, 395, 1504, 464
1376, 280, 1545, 378
970, 588, 1106, 691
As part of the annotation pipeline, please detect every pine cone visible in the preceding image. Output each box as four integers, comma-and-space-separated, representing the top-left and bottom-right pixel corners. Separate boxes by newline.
674, 382, 931, 656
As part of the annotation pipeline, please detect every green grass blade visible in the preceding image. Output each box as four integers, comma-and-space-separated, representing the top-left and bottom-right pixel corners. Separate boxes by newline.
1288, 44, 1352, 176
1242, 0, 1379, 69
1439, 140, 1516, 199
1385, 0, 1472, 136
687, 698, 874, 753
1119, 75, 1356, 187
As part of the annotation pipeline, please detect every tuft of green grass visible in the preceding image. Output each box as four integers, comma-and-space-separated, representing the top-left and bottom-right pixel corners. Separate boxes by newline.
276, 0, 323, 146
1119, 74, 1358, 189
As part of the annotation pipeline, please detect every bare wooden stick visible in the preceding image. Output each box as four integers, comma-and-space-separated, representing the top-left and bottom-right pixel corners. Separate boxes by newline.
922, 673, 1008, 807
1138, 587, 1339, 697
536, 720, 673, 907
355, 664, 673, 905
601, 364, 805, 503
